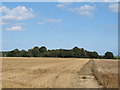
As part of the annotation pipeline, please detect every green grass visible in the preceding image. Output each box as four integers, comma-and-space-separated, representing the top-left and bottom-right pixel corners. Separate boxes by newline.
114, 56, 120, 59
82, 76, 87, 79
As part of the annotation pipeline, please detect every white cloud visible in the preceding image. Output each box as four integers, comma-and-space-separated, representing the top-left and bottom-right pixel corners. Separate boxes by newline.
57, 4, 65, 8
56, 3, 71, 8
68, 5, 96, 17
109, 3, 118, 13
1, 6, 34, 24
44, 18, 62, 23
0, 6, 10, 13
6, 26, 23, 31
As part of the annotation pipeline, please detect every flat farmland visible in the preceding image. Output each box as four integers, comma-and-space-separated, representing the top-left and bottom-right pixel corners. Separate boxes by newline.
1, 57, 118, 88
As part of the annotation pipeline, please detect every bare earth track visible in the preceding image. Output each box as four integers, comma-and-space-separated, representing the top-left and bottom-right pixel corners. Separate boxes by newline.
2, 57, 117, 88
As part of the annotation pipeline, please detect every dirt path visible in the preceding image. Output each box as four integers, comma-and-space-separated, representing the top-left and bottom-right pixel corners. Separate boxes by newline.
2, 57, 103, 88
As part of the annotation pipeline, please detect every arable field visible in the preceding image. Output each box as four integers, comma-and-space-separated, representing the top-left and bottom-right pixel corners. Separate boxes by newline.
1, 57, 118, 88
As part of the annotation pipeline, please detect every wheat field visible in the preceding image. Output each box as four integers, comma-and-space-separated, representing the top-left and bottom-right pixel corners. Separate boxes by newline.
1, 57, 118, 88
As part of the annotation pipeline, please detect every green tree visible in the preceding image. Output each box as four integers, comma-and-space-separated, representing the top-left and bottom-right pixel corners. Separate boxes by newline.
39, 46, 47, 53
7, 49, 20, 57
20, 50, 30, 57
32, 46, 40, 57
72, 46, 81, 58
91, 51, 99, 58
80, 48, 86, 58
104, 52, 114, 59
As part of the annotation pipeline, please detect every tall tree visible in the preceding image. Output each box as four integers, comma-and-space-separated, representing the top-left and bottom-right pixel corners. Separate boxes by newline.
32, 46, 40, 57
80, 48, 86, 58
39, 46, 47, 53
104, 52, 114, 59
72, 46, 81, 58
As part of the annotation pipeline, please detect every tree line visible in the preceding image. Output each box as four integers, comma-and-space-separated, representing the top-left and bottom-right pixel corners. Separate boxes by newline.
2, 46, 114, 59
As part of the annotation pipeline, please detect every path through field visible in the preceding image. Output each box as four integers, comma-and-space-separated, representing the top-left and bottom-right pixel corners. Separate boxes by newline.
2, 57, 103, 88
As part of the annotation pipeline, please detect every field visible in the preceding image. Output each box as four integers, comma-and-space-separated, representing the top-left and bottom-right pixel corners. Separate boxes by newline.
1, 57, 118, 88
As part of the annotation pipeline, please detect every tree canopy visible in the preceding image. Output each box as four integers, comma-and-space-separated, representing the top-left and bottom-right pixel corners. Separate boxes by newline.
104, 52, 114, 59
2, 46, 114, 59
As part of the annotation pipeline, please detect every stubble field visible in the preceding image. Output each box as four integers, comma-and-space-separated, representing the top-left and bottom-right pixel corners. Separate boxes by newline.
1, 57, 118, 88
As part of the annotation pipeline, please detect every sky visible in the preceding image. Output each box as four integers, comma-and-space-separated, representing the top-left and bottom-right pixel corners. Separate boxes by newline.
1, 2, 118, 55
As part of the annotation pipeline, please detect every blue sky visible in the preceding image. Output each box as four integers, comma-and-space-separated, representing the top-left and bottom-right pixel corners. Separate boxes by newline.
1, 2, 118, 55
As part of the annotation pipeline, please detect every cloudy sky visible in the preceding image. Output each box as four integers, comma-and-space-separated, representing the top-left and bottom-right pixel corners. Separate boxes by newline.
1, 2, 118, 55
